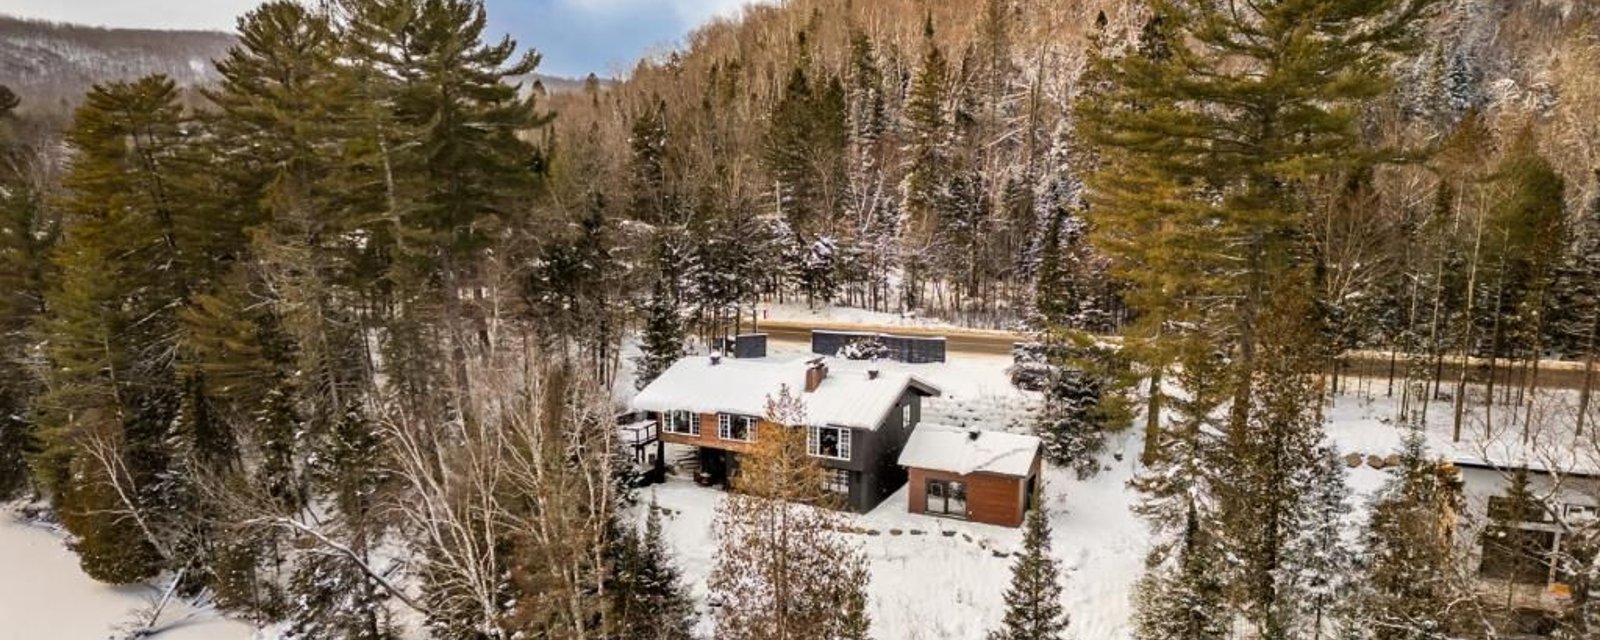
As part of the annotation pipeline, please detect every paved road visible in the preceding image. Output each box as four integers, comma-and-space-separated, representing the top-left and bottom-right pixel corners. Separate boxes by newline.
753, 318, 1597, 390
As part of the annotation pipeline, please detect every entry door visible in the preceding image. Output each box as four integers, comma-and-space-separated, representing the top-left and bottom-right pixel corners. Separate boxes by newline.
926, 479, 968, 518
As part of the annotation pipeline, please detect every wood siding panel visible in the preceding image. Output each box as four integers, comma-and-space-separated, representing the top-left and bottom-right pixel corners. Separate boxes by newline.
658, 413, 775, 454
907, 467, 1029, 527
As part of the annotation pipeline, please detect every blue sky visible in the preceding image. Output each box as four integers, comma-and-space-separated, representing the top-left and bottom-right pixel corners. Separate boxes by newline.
3, 0, 760, 78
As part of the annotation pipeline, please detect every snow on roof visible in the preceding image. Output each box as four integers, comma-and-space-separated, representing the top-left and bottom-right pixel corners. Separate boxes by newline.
898, 423, 1041, 477
630, 356, 941, 430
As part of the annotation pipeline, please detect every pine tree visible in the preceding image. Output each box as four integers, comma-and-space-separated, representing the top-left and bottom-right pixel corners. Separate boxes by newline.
38, 76, 198, 584
1078, 0, 1439, 434
990, 502, 1068, 640
1360, 424, 1473, 640
610, 499, 697, 640
342, 0, 553, 409
899, 15, 952, 308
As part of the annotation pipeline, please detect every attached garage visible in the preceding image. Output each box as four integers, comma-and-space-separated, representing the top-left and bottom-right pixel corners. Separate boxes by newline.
897, 424, 1042, 528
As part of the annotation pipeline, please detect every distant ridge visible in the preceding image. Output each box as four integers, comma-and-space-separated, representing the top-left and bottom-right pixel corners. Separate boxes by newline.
0, 13, 593, 116
0, 14, 234, 112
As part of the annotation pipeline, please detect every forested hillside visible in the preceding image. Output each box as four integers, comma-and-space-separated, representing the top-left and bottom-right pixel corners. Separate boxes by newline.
0, 15, 235, 114
2, 0, 1600, 638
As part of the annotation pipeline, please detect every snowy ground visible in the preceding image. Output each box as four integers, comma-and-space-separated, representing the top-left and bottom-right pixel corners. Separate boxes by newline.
631, 346, 1149, 639
0, 506, 262, 640
3, 318, 1587, 639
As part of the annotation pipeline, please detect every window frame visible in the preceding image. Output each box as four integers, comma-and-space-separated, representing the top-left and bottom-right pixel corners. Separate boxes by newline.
807, 425, 852, 461
925, 478, 969, 519
717, 414, 757, 442
822, 468, 851, 495
663, 410, 698, 436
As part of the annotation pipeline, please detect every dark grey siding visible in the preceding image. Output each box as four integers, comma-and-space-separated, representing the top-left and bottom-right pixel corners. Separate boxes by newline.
827, 390, 924, 512
811, 330, 947, 363
732, 333, 767, 359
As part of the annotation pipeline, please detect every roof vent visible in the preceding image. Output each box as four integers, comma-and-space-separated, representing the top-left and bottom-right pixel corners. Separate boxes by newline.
867, 366, 880, 380
709, 351, 722, 365
968, 430, 981, 441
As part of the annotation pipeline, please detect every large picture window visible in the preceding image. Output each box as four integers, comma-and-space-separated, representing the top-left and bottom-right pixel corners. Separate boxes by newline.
925, 479, 967, 519
717, 414, 757, 442
808, 425, 851, 460
663, 410, 698, 436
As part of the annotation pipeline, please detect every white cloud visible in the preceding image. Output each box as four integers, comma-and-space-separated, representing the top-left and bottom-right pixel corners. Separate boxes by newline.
2, 0, 263, 31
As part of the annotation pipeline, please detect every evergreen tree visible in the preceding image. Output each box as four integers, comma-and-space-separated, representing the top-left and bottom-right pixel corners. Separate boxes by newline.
1131, 350, 1230, 640
899, 15, 952, 308
636, 277, 686, 390
342, 0, 553, 408
38, 76, 197, 584
1216, 285, 1329, 637
1078, 0, 1438, 432
610, 499, 697, 640
1036, 365, 1107, 478
990, 503, 1068, 640
1360, 424, 1473, 640
1279, 446, 1361, 638
629, 95, 673, 225
1133, 504, 1230, 640
0, 85, 50, 500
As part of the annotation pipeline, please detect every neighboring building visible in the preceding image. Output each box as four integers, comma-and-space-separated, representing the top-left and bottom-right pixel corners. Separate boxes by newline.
631, 354, 941, 512
1456, 461, 1599, 625
898, 424, 1042, 528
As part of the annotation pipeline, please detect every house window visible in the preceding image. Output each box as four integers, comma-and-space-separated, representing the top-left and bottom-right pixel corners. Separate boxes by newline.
901, 402, 912, 428
808, 426, 851, 460
925, 479, 968, 519
718, 414, 757, 442
823, 469, 850, 494
663, 411, 698, 436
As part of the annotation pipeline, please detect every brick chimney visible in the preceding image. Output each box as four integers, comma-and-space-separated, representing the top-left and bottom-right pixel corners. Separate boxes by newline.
804, 358, 828, 392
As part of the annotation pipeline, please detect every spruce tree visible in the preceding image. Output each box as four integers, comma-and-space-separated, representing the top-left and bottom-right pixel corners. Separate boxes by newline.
899, 15, 951, 308
610, 499, 696, 640
1279, 446, 1361, 638
1360, 424, 1473, 640
0, 86, 49, 500
990, 503, 1068, 640
1131, 350, 1230, 640
636, 277, 685, 390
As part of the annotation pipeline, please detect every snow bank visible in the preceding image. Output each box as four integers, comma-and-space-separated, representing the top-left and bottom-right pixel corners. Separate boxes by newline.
0, 506, 263, 640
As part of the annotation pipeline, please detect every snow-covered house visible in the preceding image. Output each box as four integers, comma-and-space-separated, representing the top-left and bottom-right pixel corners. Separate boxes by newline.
631, 354, 941, 512
897, 424, 1042, 527
1330, 399, 1600, 618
